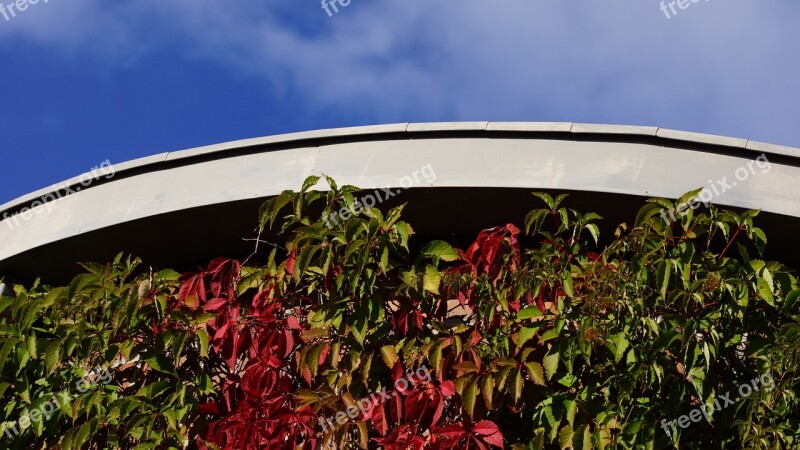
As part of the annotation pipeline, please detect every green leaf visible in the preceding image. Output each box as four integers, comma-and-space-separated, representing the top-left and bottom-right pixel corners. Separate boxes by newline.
543, 350, 559, 380
429, 340, 444, 375
259, 190, 294, 230
196, 328, 209, 358
482, 375, 494, 410
635, 203, 668, 227
306, 342, 326, 376
761, 267, 775, 293
462, 377, 478, 417
26, 332, 37, 360
351, 303, 370, 345
585, 223, 600, 245
525, 361, 545, 386
525, 209, 548, 234
532, 192, 568, 210
295, 244, 321, 282
172, 332, 187, 361
380, 345, 399, 369
757, 277, 775, 306
573, 424, 593, 450
155, 269, 181, 282
607, 333, 630, 364
164, 408, 178, 430
564, 397, 577, 426
751, 227, 768, 253
453, 361, 480, 373
518, 306, 543, 321
62, 425, 77, 450
45, 338, 65, 375
423, 265, 441, 295
783, 290, 800, 313
510, 368, 523, 403
301, 175, 321, 192
647, 197, 674, 210
395, 222, 413, 250
562, 272, 574, 298
21, 301, 45, 331
675, 188, 704, 216
384, 204, 405, 230
295, 389, 321, 407
532, 192, 556, 210
657, 259, 671, 299
143, 353, 177, 378
518, 326, 538, 347
323, 174, 338, 191
0, 296, 14, 315
420, 241, 460, 262
75, 420, 96, 446
558, 424, 574, 450
379, 247, 390, 273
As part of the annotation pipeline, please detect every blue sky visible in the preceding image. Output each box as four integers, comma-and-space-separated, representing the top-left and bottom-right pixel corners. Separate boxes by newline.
1, 0, 798, 204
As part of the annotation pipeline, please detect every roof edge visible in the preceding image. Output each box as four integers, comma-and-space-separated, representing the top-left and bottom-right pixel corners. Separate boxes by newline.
2, 121, 798, 214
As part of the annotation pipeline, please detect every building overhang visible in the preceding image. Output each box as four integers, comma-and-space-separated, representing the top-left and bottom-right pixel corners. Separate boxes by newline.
2, 122, 799, 284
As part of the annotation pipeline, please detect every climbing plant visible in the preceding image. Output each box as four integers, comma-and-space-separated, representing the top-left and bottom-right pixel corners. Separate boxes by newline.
0, 177, 798, 449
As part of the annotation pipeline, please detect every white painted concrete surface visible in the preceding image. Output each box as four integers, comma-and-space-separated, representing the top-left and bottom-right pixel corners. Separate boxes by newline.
1, 122, 799, 262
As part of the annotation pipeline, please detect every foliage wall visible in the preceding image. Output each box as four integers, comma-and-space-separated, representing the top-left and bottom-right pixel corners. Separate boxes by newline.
0, 177, 798, 449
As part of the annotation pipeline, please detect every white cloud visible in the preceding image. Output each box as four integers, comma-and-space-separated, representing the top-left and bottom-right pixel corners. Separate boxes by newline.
2, 0, 798, 146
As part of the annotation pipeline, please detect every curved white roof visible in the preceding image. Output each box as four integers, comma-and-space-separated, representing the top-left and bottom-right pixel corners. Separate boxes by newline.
1, 122, 799, 281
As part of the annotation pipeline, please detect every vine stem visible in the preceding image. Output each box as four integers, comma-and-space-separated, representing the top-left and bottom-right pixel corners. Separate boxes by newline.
692, 301, 720, 315
719, 225, 745, 259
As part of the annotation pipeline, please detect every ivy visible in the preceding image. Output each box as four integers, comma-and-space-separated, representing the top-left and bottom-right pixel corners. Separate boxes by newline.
0, 178, 798, 449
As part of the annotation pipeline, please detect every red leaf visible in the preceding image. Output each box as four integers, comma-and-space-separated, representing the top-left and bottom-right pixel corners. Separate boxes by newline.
457, 291, 468, 308
535, 289, 547, 314
204, 297, 229, 312
434, 422, 467, 440
199, 402, 220, 415
439, 381, 455, 397
372, 401, 390, 436
505, 223, 521, 265
469, 331, 482, 345
473, 421, 504, 448
286, 315, 302, 330
286, 247, 297, 276
207, 257, 241, 297
252, 286, 274, 309
213, 321, 230, 343
179, 272, 207, 304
